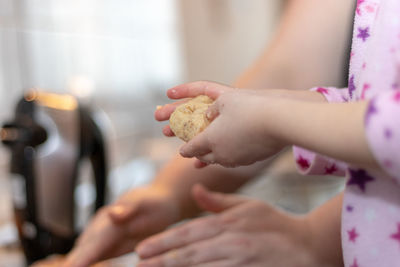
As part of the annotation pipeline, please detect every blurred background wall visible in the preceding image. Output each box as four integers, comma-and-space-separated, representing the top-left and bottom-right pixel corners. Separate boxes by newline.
0, 0, 284, 195
179, 0, 282, 83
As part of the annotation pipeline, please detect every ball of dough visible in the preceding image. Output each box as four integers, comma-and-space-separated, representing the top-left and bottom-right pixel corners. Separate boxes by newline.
169, 95, 214, 142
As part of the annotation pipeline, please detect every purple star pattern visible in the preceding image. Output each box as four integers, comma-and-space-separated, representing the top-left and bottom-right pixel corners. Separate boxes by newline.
365, 99, 378, 126
296, 156, 310, 170
348, 228, 359, 243
390, 223, 400, 248
384, 128, 393, 139
346, 205, 354, 212
357, 27, 370, 42
348, 75, 356, 99
350, 258, 359, 267
347, 169, 375, 193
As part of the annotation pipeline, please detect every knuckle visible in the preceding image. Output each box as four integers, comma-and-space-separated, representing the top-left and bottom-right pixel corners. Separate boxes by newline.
197, 215, 225, 235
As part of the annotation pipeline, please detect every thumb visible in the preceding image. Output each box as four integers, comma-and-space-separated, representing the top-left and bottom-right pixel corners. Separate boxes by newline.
205, 101, 220, 122
192, 184, 248, 213
108, 203, 139, 224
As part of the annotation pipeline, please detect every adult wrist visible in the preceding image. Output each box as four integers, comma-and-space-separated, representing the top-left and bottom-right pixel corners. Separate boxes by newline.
304, 206, 344, 266
150, 178, 202, 220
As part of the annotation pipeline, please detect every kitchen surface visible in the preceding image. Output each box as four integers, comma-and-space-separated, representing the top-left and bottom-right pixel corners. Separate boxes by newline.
0, 1, 345, 266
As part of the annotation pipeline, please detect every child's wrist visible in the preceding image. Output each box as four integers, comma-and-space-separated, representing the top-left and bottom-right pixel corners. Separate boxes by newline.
258, 96, 291, 146
255, 89, 325, 147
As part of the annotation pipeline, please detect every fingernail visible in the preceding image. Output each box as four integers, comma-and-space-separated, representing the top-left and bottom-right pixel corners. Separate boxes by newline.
156, 105, 162, 110
169, 89, 177, 96
205, 110, 211, 120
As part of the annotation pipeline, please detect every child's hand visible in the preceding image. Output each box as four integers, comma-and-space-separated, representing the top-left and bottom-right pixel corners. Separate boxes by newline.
156, 81, 287, 167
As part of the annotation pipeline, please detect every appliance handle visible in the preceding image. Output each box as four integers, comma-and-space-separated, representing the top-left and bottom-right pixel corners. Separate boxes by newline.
79, 107, 107, 210
90, 124, 107, 210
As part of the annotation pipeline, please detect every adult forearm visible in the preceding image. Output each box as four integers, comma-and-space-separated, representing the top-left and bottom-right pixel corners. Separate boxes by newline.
151, 155, 269, 218
306, 193, 344, 266
234, 0, 354, 90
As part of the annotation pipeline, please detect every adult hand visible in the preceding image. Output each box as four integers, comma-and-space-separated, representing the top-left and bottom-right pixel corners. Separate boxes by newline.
136, 184, 323, 267
62, 185, 181, 267
156, 81, 287, 167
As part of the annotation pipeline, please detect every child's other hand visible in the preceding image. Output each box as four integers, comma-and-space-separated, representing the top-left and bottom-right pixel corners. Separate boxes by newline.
157, 81, 287, 168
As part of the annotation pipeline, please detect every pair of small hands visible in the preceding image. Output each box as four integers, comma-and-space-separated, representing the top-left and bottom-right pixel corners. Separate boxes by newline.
155, 81, 287, 168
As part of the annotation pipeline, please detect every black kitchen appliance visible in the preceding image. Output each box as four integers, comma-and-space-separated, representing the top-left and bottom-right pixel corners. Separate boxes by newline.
1, 91, 107, 265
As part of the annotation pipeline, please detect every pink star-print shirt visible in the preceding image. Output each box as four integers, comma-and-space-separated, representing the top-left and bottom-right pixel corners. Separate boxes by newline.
293, 0, 400, 266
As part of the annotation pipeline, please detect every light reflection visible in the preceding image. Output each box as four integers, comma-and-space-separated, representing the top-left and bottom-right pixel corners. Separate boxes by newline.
25, 90, 78, 111
68, 76, 95, 99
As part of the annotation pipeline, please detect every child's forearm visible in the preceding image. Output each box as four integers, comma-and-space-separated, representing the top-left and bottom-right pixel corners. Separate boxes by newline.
262, 89, 328, 102
263, 97, 378, 169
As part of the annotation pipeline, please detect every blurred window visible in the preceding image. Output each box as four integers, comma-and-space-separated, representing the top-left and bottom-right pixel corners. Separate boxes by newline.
0, 0, 182, 165
0, 0, 182, 98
